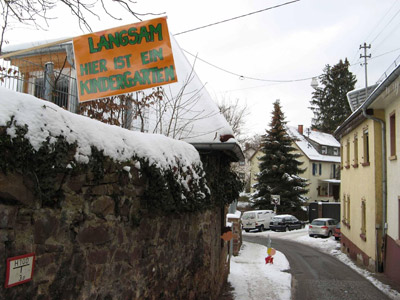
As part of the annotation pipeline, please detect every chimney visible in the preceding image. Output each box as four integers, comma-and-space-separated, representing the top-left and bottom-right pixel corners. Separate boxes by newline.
298, 125, 303, 135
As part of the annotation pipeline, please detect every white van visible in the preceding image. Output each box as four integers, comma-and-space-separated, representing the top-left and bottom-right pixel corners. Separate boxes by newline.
241, 210, 276, 232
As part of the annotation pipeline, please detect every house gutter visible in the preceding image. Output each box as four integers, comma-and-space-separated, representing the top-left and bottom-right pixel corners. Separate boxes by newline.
360, 65, 400, 272
190, 142, 244, 162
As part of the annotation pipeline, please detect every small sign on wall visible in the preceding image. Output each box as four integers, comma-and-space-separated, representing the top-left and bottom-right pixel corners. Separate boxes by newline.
5, 253, 35, 288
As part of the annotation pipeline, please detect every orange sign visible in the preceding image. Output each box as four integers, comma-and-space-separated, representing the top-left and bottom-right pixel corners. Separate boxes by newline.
73, 17, 177, 102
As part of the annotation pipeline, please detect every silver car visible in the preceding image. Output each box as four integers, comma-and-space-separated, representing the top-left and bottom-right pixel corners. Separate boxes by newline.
308, 218, 338, 238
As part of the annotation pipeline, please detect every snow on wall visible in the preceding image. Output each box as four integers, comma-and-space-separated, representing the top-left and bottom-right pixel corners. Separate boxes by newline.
0, 87, 203, 173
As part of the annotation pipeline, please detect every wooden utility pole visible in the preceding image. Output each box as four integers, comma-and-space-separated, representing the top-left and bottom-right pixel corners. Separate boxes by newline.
360, 43, 371, 97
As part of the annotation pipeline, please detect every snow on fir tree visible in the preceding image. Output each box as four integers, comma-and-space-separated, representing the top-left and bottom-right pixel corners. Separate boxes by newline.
251, 100, 308, 213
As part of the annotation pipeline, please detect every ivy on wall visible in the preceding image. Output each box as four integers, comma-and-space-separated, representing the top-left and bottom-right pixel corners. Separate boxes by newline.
0, 118, 242, 213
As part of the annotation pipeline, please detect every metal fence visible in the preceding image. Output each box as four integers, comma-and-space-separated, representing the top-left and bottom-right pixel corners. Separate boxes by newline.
0, 57, 78, 113
377, 53, 400, 85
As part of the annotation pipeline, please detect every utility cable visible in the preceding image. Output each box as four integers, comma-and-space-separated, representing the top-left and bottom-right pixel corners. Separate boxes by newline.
350, 1, 398, 65
182, 48, 314, 83
366, 0, 399, 43
370, 4, 400, 44
174, 0, 300, 36
182, 48, 370, 84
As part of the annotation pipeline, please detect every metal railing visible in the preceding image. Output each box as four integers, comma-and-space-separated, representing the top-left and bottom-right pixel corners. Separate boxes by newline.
376, 54, 400, 85
0, 58, 78, 113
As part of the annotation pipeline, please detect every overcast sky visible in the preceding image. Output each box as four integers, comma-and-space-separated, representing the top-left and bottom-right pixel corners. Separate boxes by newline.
5, 0, 400, 137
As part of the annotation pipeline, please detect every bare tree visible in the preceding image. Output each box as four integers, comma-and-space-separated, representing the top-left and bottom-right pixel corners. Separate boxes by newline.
245, 134, 262, 150
150, 66, 219, 140
79, 60, 222, 141
0, 0, 163, 53
217, 97, 249, 145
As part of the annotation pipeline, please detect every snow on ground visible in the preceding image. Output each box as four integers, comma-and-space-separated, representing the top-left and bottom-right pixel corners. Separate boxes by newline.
229, 242, 291, 300
241, 227, 400, 300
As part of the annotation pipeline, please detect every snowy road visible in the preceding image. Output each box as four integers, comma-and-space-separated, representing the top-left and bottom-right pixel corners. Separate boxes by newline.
228, 228, 400, 299
244, 235, 390, 300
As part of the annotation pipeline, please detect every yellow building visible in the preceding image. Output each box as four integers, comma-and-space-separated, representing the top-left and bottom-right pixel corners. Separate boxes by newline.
335, 61, 400, 285
249, 126, 341, 204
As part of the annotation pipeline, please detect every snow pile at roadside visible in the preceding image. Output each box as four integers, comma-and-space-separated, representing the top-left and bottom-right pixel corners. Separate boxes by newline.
295, 234, 400, 300
244, 228, 400, 300
229, 242, 291, 300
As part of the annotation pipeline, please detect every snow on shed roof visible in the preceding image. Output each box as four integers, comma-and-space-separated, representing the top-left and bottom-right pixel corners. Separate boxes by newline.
286, 126, 340, 163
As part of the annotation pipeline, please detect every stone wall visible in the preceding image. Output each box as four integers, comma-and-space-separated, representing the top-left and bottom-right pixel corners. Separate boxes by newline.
0, 158, 229, 299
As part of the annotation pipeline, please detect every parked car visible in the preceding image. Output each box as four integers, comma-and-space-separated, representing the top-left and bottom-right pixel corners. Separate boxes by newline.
242, 210, 275, 232
308, 218, 338, 238
269, 214, 304, 232
334, 222, 341, 240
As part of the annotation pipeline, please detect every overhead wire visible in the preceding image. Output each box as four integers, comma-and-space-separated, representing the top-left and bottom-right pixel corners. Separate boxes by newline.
349, 1, 398, 65
171, 0, 400, 88
183, 47, 400, 86
182, 48, 315, 83
174, 0, 300, 36
370, 2, 400, 44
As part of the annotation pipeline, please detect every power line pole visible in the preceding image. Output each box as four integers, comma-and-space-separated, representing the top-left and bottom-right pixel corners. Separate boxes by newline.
360, 42, 371, 97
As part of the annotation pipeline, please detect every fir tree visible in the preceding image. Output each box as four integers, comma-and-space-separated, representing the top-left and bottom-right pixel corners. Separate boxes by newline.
251, 100, 308, 213
310, 58, 357, 134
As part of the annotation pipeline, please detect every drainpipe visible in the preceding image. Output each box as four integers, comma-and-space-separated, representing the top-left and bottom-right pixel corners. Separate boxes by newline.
362, 108, 387, 272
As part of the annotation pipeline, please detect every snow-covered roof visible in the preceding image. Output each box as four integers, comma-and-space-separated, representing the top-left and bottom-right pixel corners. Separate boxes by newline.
2, 37, 72, 54
0, 87, 203, 174
306, 130, 340, 147
286, 126, 340, 163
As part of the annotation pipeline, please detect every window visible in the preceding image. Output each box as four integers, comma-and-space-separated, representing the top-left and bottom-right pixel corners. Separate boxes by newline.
312, 163, 317, 176
361, 198, 366, 240
321, 146, 327, 154
343, 194, 351, 226
239, 172, 245, 180
239, 161, 245, 166
347, 195, 351, 224
390, 112, 396, 159
346, 139, 350, 168
353, 134, 358, 167
34, 78, 44, 98
363, 129, 370, 166
319, 163, 322, 175
333, 147, 339, 156
340, 144, 344, 168
34, 76, 70, 109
